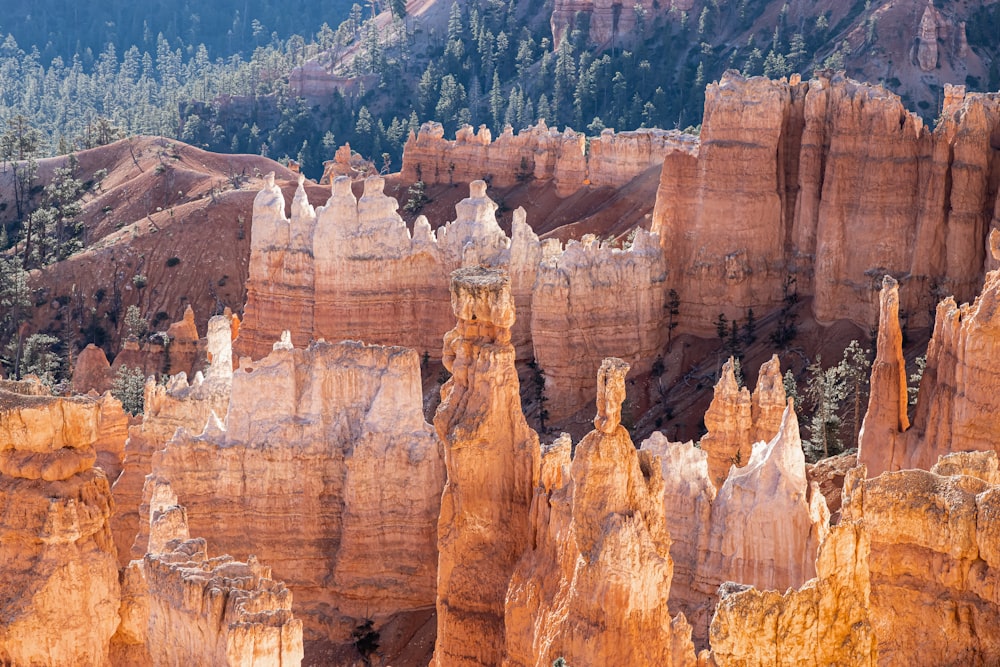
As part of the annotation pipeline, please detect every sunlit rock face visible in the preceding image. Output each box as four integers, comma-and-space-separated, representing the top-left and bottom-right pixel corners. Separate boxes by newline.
137, 336, 444, 645
652, 72, 1000, 335
112, 480, 303, 666
432, 267, 540, 667
0, 382, 121, 666
861, 233, 1000, 475
505, 358, 695, 667
842, 454, 1000, 665
115, 314, 234, 568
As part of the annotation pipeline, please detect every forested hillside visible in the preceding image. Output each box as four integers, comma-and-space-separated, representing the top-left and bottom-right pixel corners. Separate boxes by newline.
1, 0, 354, 61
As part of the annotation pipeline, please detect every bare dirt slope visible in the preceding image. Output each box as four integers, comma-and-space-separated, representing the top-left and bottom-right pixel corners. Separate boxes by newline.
3, 137, 301, 358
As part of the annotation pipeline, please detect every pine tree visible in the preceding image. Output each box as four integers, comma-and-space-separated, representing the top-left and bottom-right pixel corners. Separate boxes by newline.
112, 365, 147, 415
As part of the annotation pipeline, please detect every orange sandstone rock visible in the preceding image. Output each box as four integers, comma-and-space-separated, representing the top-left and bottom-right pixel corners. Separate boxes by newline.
652, 71, 1000, 334
858, 276, 909, 477
141, 338, 443, 644
706, 520, 877, 666
531, 230, 667, 420
505, 358, 695, 667
0, 384, 120, 666
842, 457, 1000, 664
433, 267, 540, 667
699, 356, 786, 489
113, 481, 303, 666
113, 315, 234, 567
72, 343, 113, 394
862, 235, 1000, 474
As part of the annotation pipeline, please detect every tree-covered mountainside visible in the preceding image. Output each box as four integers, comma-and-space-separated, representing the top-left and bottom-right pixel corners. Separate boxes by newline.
1, 0, 354, 61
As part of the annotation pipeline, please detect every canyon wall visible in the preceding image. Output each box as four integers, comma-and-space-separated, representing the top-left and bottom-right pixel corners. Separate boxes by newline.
641, 398, 828, 646
843, 455, 1000, 664
0, 384, 121, 665
113, 314, 234, 567
652, 72, 1000, 335
138, 338, 443, 644
432, 267, 540, 666
531, 230, 667, 420
400, 121, 695, 197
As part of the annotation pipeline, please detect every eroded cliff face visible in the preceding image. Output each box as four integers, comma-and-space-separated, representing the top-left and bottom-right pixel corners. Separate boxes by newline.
858, 276, 910, 477
137, 338, 443, 645
238, 173, 671, 419
642, 399, 828, 646
842, 454, 1000, 664
400, 121, 694, 197
114, 314, 235, 567
531, 230, 668, 420
861, 235, 1000, 474
113, 481, 303, 666
698, 355, 786, 489
505, 358, 694, 667
0, 384, 121, 666
652, 72, 1000, 334
707, 520, 877, 667
433, 267, 540, 667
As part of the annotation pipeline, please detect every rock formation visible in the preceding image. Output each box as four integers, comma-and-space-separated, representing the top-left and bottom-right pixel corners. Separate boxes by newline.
699, 356, 786, 489
860, 235, 1000, 474
916, 2, 941, 71
639, 433, 716, 639
433, 267, 540, 667
94, 390, 130, 484
113, 480, 303, 666
858, 276, 910, 477
141, 338, 443, 644
706, 520, 877, 666
73, 343, 114, 394
505, 358, 695, 667
531, 230, 667, 420
652, 71, 1000, 335
238, 174, 669, 418
400, 121, 694, 197
0, 383, 121, 666
842, 456, 1000, 664
703, 402, 828, 601
238, 173, 316, 355
313, 174, 452, 359
114, 314, 235, 567
643, 400, 828, 645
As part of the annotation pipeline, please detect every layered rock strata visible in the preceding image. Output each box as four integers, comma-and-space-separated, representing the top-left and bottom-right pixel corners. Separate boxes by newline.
115, 314, 235, 567
0, 384, 120, 666
706, 520, 877, 666
531, 230, 667, 420
238, 173, 316, 354
642, 400, 828, 645
114, 481, 303, 666
238, 174, 668, 418
432, 267, 540, 667
141, 338, 443, 643
843, 456, 1000, 664
652, 72, 1000, 334
505, 358, 694, 667
400, 121, 695, 196
858, 276, 910, 477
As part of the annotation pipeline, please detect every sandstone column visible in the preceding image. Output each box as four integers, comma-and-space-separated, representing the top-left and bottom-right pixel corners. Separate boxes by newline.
433, 267, 540, 666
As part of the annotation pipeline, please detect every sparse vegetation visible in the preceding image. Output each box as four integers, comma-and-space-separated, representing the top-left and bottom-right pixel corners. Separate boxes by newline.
112, 365, 147, 415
